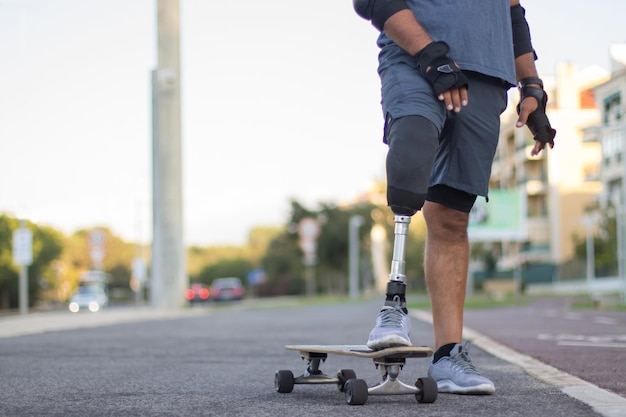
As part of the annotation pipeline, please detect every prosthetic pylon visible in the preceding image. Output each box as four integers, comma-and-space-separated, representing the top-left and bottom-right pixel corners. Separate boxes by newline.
385, 214, 411, 309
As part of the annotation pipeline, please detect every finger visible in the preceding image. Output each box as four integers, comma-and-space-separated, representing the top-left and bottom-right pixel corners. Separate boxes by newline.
516, 97, 538, 127
460, 87, 469, 107
450, 88, 462, 112
439, 89, 464, 112
530, 141, 544, 156
439, 90, 454, 111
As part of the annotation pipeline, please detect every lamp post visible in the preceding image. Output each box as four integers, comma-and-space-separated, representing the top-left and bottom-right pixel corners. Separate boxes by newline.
582, 214, 596, 294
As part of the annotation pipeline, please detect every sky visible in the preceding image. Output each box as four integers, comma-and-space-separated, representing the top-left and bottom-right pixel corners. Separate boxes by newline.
1, 0, 625, 247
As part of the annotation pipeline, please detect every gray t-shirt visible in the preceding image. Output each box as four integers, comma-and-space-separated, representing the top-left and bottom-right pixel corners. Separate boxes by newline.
377, 0, 517, 86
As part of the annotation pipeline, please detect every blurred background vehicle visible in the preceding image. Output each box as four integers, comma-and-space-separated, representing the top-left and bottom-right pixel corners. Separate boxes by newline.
210, 277, 245, 302
68, 285, 109, 313
185, 283, 210, 304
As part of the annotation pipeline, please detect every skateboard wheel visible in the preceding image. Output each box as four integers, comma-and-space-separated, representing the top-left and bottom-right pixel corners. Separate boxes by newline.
336, 369, 357, 392
275, 370, 295, 393
344, 378, 368, 405
415, 377, 438, 403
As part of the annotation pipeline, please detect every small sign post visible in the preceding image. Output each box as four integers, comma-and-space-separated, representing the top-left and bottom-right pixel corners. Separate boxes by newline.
13, 221, 33, 315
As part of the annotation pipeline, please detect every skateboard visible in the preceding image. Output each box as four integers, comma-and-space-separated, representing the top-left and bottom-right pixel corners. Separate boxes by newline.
275, 344, 438, 405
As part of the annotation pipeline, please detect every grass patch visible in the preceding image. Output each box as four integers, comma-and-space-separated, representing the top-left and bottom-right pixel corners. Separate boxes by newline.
246, 294, 375, 310
406, 292, 531, 310
570, 294, 626, 311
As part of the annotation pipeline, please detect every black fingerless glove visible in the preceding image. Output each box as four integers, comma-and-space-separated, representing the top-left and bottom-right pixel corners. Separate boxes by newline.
415, 41, 469, 96
516, 77, 556, 147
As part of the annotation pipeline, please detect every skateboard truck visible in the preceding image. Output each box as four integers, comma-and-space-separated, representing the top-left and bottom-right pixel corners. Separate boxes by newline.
292, 351, 337, 385
371, 357, 417, 396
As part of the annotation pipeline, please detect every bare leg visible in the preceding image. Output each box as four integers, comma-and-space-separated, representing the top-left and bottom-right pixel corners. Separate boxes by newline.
422, 201, 470, 350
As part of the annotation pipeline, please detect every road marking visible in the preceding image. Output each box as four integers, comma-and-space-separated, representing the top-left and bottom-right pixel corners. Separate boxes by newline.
412, 310, 626, 417
537, 333, 626, 348
558, 341, 626, 349
595, 316, 619, 325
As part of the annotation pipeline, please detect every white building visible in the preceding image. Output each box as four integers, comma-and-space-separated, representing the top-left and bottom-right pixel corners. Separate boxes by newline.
488, 61, 609, 279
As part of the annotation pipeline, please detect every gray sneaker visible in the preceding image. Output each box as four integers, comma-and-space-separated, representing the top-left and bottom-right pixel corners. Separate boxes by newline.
428, 341, 495, 394
366, 297, 411, 350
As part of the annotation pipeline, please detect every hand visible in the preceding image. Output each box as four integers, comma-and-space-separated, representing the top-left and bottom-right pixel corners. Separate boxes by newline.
416, 41, 469, 112
438, 84, 468, 113
516, 82, 556, 156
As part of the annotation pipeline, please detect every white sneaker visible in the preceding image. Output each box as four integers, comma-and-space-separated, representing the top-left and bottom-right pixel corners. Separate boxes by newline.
428, 341, 496, 394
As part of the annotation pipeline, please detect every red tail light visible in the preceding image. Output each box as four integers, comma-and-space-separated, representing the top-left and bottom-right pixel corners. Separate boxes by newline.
199, 288, 210, 299
184, 289, 194, 300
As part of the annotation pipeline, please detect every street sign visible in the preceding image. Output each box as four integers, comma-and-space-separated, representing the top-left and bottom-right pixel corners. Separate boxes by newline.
13, 228, 33, 266
89, 229, 106, 269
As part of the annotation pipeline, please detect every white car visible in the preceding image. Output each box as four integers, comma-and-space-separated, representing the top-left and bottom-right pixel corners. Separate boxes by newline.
68, 285, 109, 313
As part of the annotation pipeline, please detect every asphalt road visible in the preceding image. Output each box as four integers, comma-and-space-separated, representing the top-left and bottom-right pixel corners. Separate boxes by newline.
0, 298, 625, 416
464, 297, 626, 398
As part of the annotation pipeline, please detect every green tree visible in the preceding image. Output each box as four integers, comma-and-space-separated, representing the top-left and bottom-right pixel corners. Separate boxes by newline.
195, 258, 254, 286
573, 206, 618, 277
0, 215, 63, 309
259, 199, 381, 296
260, 232, 303, 296
63, 228, 135, 293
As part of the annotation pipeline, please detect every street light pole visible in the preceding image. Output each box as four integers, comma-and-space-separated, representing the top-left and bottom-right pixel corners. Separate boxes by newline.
583, 215, 595, 293
151, 0, 186, 309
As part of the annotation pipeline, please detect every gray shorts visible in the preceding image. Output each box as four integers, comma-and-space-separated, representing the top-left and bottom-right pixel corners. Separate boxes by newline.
381, 65, 508, 197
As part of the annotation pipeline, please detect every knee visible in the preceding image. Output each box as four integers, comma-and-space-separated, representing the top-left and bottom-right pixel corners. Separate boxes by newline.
423, 202, 469, 240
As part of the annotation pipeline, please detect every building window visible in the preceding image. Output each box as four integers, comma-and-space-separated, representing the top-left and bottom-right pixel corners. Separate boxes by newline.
603, 92, 622, 125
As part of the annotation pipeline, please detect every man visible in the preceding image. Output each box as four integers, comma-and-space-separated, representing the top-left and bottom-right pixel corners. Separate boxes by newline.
353, 0, 556, 395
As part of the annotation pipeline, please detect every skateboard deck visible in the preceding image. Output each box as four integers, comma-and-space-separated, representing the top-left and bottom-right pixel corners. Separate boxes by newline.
276, 344, 437, 405
285, 344, 432, 359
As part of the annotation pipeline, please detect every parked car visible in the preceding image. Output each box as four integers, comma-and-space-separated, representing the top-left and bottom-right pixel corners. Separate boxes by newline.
210, 277, 245, 301
185, 284, 211, 304
68, 285, 109, 313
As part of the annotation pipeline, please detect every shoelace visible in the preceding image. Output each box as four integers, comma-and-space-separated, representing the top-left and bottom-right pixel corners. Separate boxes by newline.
378, 296, 405, 328
449, 342, 480, 374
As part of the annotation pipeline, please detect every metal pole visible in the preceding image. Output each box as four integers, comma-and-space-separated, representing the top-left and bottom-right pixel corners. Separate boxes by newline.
19, 265, 28, 315
14, 219, 32, 315
349, 216, 364, 299
584, 216, 595, 292
622, 128, 626, 304
305, 264, 315, 297
615, 202, 624, 285
151, 0, 186, 309
621, 199, 626, 304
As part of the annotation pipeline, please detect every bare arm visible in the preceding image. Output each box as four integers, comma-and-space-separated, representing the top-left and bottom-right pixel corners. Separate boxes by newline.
382, 10, 468, 112
381, 9, 432, 56
512, 1, 554, 155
